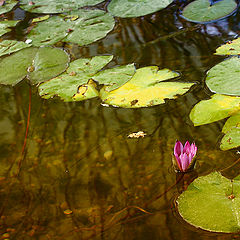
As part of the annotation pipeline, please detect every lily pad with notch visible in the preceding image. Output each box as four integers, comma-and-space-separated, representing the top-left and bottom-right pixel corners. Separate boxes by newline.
177, 172, 240, 232
107, 0, 173, 18
100, 66, 194, 108
27, 9, 115, 47
190, 94, 240, 126
20, 0, 104, 14
182, 0, 237, 23
0, 46, 69, 86
38, 55, 136, 102
0, 0, 18, 14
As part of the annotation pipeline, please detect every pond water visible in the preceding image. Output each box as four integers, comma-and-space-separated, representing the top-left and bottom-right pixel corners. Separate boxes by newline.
0, 1, 240, 239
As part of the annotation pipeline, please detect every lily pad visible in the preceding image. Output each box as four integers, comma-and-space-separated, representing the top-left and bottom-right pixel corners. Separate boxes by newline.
190, 94, 240, 126
107, 0, 173, 18
215, 38, 240, 55
220, 127, 240, 150
0, 47, 69, 86
27, 9, 115, 47
177, 172, 240, 233
0, 40, 31, 57
100, 66, 194, 108
0, 20, 19, 37
20, 0, 104, 14
182, 0, 237, 23
0, 0, 18, 15
206, 57, 240, 96
222, 114, 240, 134
39, 55, 115, 102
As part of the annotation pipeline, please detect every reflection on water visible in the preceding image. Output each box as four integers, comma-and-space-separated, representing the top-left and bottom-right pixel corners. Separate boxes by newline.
0, 2, 240, 239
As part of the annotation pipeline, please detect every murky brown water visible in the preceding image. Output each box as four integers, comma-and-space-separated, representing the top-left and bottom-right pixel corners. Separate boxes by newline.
1, 1, 240, 239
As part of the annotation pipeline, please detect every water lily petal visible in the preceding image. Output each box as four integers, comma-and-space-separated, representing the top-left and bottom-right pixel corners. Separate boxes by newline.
183, 141, 191, 154
174, 140, 183, 156
175, 155, 183, 171
181, 153, 189, 171
190, 143, 197, 157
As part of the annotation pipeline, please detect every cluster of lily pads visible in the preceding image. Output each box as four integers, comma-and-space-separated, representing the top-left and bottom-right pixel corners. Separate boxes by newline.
177, 38, 240, 234
1, 0, 240, 235
190, 38, 240, 151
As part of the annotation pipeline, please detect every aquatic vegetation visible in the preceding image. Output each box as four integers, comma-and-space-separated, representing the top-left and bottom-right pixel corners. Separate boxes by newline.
177, 172, 240, 232
27, 9, 115, 47
173, 140, 197, 172
182, 0, 237, 23
0, 47, 69, 85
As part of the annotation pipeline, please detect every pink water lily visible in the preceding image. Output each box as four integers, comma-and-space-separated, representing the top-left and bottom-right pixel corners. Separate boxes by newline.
173, 140, 197, 172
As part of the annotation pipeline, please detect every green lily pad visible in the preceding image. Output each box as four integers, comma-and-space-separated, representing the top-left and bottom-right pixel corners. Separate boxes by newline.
0, 0, 18, 15
39, 55, 115, 102
0, 40, 31, 57
206, 57, 240, 96
107, 0, 173, 18
0, 47, 69, 86
20, 0, 104, 14
215, 38, 240, 55
182, 0, 237, 23
177, 172, 240, 233
190, 94, 240, 126
0, 20, 19, 37
27, 9, 115, 47
222, 114, 240, 134
100, 66, 194, 108
220, 127, 240, 150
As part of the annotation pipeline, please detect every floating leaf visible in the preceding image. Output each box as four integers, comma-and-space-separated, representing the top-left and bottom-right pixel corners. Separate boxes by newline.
0, 40, 31, 57
182, 0, 237, 23
28, 47, 70, 85
220, 127, 240, 150
0, 0, 17, 14
20, 0, 104, 14
222, 114, 240, 133
206, 57, 240, 96
27, 9, 115, 47
0, 47, 69, 86
107, 0, 173, 18
39, 55, 114, 102
190, 94, 240, 126
92, 64, 136, 92
215, 38, 240, 55
0, 20, 18, 37
177, 172, 240, 233
0, 47, 38, 86
100, 66, 194, 108
32, 15, 50, 23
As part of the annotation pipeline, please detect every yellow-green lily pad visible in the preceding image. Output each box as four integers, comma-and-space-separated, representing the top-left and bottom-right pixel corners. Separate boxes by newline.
190, 94, 240, 126
222, 114, 240, 134
177, 172, 240, 233
100, 66, 194, 108
215, 38, 240, 55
